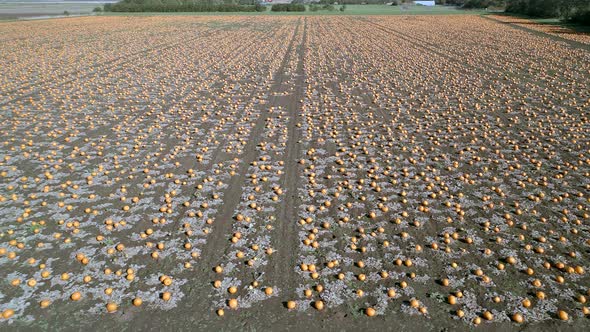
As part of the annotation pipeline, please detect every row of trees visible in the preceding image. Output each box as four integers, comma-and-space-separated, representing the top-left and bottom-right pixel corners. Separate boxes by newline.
269, 2, 347, 11
462, 0, 505, 9
308, 3, 346, 11
104, 0, 267, 12
434, 0, 590, 24
505, 0, 590, 23
321, 0, 387, 3
101, 0, 589, 24
270, 3, 305, 11
434, 0, 504, 8
303, 0, 389, 4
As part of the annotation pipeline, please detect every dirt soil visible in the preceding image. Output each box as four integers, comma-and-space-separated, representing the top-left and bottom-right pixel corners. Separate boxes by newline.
0, 15, 589, 332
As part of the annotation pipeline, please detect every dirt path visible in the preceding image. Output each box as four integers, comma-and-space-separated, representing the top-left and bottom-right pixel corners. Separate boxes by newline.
198, 18, 304, 274
268, 17, 307, 301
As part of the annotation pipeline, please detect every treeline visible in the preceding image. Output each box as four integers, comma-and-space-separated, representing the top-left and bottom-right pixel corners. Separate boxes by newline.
505, 0, 590, 23
434, 0, 590, 25
270, 3, 305, 11
323, 0, 387, 4
434, 0, 505, 8
104, 0, 267, 12
309, 3, 346, 11
462, 0, 504, 9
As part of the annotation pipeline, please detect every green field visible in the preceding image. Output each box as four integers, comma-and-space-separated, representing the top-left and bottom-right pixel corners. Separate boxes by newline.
0, 2, 102, 19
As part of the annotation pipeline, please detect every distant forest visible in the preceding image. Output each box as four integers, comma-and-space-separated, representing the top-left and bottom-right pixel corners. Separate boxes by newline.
102, 0, 590, 25
437, 0, 589, 24
104, 0, 267, 12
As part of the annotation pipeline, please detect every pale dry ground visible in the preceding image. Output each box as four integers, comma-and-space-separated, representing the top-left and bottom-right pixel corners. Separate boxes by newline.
0, 15, 589, 331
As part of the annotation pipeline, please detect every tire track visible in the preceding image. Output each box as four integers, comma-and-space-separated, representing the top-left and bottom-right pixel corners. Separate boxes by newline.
270, 17, 307, 299
197, 18, 304, 273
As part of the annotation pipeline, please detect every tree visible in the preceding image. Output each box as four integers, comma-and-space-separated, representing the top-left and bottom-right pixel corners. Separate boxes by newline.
504, 0, 590, 24
560, 0, 590, 19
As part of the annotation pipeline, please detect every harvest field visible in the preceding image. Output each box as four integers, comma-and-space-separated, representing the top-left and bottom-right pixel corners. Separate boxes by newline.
1, 15, 590, 331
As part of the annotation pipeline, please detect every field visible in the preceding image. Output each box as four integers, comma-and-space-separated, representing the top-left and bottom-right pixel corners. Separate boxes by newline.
0, 15, 590, 331
0, 1, 110, 19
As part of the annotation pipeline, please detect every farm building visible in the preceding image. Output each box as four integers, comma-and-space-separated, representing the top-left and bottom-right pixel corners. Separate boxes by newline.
260, 0, 293, 4
414, 0, 435, 5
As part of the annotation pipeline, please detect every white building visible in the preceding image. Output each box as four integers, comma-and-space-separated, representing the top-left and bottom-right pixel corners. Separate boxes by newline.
260, 0, 293, 4
414, 0, 435, 6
